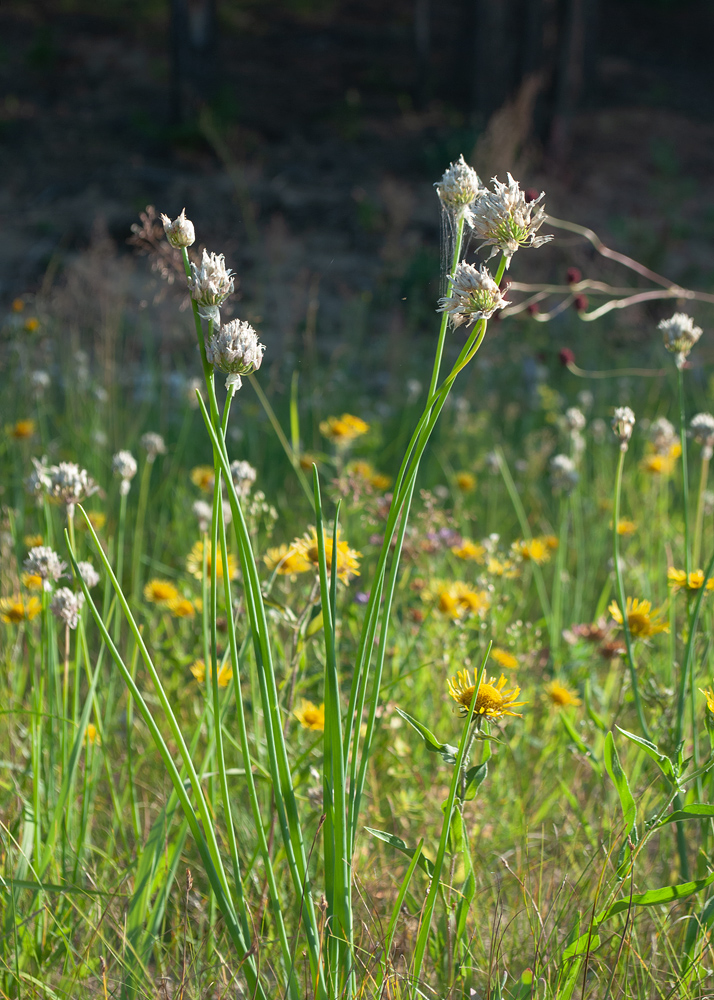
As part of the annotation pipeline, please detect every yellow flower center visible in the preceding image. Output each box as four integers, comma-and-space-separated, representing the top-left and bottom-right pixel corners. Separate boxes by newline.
474, 682, 504, 715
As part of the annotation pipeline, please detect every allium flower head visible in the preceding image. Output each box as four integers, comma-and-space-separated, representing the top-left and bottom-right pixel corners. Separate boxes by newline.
469, 173, 552, 266
612, 406, 636, 449
563, 407, 586, 433
448, 670, 524, 722
160, 208, 195, 249
50, 588, 84, 629
112, 450, 138, 495
24, 546, 66, 590
188, 249, 234, 320
30, 370, 51, 397
434, 155, 484, 218
550, 454, 579, 494
77, 561, 100, 589
649, 417, 676, 454
691, 413, 714, 458
438, 262, 509, 327
659, 312, 702, 368
205, 320, 265, 390
42, 462, 98, 513
141, 432, 166, 461
230, 459, 257, 498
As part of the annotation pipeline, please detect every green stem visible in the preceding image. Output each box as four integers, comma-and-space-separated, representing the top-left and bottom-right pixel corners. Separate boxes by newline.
678, 365, 691, 575
130, 459, 152, 601
693, 452, 710, 570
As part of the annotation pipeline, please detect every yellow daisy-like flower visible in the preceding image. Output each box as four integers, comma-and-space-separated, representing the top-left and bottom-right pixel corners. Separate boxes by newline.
144, 579, 179, 605
190, 465, 215, 493
371, 473, 392, 490
700, 686, 714, 715
186, 540, 238, 581
668, 567, 714, 593
0, 595, 42, 624
299, 452, 320, 471
24, 317, 40, 332
451, 539, 485, 562
85, 723, 100, 746
22, 572, 43, 591
76, 511, 106, 532
608, 597, 669, 638
169, 597, 195, 618
545, 680, 581, 708
349, 460, 374, 479
513, 538, 550, 564
542, 535, 559, 550
294, 699, 325, 731
435, 582, 489, 619
616, 518, 637, 536
190, 658, 233, 687
490, 647, 519, 670
9, 419, 36, 440
642, 443, 681, 476
23, 534, 43, 548
456, 472, 476, 492
12, 297, 25, 312
291, 526, 361, 583
319, 413, 369, 445
264, 543, 311, 575
448, 670, 524, 722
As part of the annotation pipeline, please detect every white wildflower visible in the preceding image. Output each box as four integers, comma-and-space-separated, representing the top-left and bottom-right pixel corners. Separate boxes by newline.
659, 312, 702, 368
612, 406, 636, 450
434, 155, 484, 219
47, 462, 98, 513
160, 208, 195, 249
192, 499, 231, 533
437, 262, 509, 327
691, 412, 714, 460
649, 417, 676, 455
186, 376, 204, 409
26, 456, 52, 498
469, 173, 552, 266
188, 249, 234, 321
77, 561, 100, 589
50, 587, 84, 630
550, 454, 579, 494
24, 546, 66, 590
141, 432, 166, 462
563, 407, 586, 433
112, 450, 138, 495
205, 319, 265, 390
30, 370, 51, 398
230, 459, 257, 498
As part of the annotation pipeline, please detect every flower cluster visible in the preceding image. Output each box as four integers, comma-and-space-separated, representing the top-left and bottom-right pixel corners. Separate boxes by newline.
469, 173, 552, 265
659, 312, 702, 368
188, 250, 235, 320
438, 262, 509, 328
205, 320, 265, 390
434, 155, 483, 219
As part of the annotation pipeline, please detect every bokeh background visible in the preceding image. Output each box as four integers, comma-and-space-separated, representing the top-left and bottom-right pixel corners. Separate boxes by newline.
2, 0, 714, 395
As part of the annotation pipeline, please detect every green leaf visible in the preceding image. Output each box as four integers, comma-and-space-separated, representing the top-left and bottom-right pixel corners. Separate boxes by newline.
461, 761, 488, 801
656, 803, 714, 826
305, 608, 324, 638
616, 726, 676, 781
604, 731, 637, 839
395, 707, 458, 763
364, 827, 435, 878
598, 871, 714, 922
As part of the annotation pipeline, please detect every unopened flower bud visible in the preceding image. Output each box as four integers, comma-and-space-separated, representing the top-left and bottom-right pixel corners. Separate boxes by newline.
205, 319, 265, 390
188, 250, 234, 320
659, 312, 702, 369
566, 267, 582, 285
573, 294, 588, 313
612, 406, 636, 450
160, 208, 195, 249
435, 155, 484, 219
438, 262, 509, 327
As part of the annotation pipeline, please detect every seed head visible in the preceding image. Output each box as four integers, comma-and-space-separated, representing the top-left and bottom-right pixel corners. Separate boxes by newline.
160, 208, 195, 249
649, 417, 676, 455
659, 312, 702, 368
434, 155, 484, 218
438, 262, 509, 327
24, 546, 66, 590
112, 450, 138, 495
76, 561, 100, 588
612, 406, 636, 450
141, 432, 166, 462
469, 173, 553, 266
205, 319, 265, 390
550, 454, 579, 494
230, 459, 257, 498
50, 587, 85, 630
188, 250, 234, 320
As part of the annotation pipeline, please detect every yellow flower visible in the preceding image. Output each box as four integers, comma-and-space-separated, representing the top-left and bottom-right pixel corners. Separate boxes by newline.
169, 597, 195, 618
700, 686, 714, 715
12, 297, 25, 312
144, 579, 179, 604
642, 443, 681, 476
264, 543, 311, 575
76, 511, 106, 532
451, 539, 485, 562
319, 413, 369, 445
668, 567, 712, 593
24, 534, 43, 548
608, 597, 669, 638
448, 670, 524, 721
616, 518, 637, 535
186, 540, 238, 581
9, 419, 36, 440
456, 472, 476, 492
545, 680, 581, 708
299, 452, 320, 471
0, 595, 42, 624
85, 723, 100, 746
542, 535, 559, 550
190, 465, 215, 493
490, 647, 519, 670
24, 317, 40, 332
513, 538, 550, 564
435, 582, 489, 619
294, 699, 325, 731
21, 572, 43, 591
349, 460, 374, 479
190, 658, 233, 687
291, 526, 361, 583
371, 473, 392, 490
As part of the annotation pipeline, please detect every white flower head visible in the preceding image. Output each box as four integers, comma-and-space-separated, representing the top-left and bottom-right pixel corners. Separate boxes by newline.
469, 173, 553, 266
30, 370, 51, 398
659, 312, 702, 368
141, 432, 166, 462
434, 155, 484, 219
50, 587, 85, 630
230, 459, 257, 498
188, 249, 234, 320
47, 462, 98, 512
649, 416, 676, 455
612, 406, 636, 450
192, 499, 231, 533
691, 412, 714, 459
205, 319, 265, 390
160, 208, 195, 249
186, 376, 204, 409
438, 262, 509, 327
550, 453, 579, 494
563, 407, 586, 433
112, 450, 138, 495
26, 455, 52, 498
77, 561, 100, 589
24, 546, 66, 590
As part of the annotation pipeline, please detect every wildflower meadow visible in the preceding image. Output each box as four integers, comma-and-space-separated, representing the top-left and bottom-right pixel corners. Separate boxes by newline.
4, 155, 714, 1000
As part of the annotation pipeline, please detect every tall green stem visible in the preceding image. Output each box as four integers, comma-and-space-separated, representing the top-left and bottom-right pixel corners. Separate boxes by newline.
693, 451, 710, 569
678, 366, 691, 574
